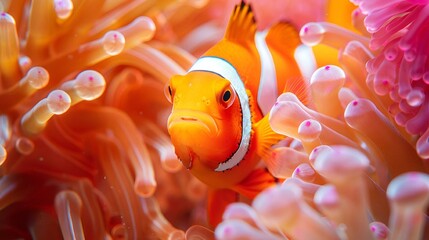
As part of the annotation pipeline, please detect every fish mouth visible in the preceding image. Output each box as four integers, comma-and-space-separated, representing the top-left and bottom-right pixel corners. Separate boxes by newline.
167, 110, 219, 135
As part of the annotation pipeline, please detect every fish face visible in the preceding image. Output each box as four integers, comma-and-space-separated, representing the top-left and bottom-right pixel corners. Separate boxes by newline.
166, 72, 242, 171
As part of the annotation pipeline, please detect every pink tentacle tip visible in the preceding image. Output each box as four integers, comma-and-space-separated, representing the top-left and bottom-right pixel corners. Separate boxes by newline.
385, 55, 394, 61
369, 222, 389, 239
314, 185, 339, 207
352, 100, 359, 106
423, 72, 429, 84
299, 119, 322, 141
309, 145, 332, 164
223, 226, 232, 236
303, 27, 309, 34
324, 65, 331, 71
409, 172, 419, 179
417, 129, 429, 158
313, 146, 370, 180
387, 172, 429, 203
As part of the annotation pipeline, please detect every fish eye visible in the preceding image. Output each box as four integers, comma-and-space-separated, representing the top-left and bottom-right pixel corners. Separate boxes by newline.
219, 86, 235, 109
222, 90, 231, 102
164, 84, 174, 103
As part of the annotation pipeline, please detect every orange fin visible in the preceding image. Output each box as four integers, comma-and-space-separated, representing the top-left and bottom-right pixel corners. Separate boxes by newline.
232, 168, 277, 199
283, 76, 311, 106
224, 1, 257, 46
253, 114, 285, 159
207, 188, 238, 227
265, 22, 311, 106
266, 22, 300, 57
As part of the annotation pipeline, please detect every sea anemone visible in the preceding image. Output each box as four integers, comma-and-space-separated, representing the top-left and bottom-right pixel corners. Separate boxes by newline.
0, 0, 225, 238
1, 0, 429, 240
215, 0, 429, 239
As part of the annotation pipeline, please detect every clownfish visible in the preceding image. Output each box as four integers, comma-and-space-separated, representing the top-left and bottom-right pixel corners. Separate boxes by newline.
165, 2, 309, 226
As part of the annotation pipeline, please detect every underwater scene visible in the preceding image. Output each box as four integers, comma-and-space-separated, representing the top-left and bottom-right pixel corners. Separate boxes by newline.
0, 0, 428, 239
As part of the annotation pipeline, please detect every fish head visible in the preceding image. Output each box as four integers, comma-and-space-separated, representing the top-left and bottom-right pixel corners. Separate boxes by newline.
166, 71, 243, 171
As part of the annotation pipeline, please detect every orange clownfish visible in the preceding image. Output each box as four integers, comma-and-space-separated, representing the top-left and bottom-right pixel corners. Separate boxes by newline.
165, 2, 309, 226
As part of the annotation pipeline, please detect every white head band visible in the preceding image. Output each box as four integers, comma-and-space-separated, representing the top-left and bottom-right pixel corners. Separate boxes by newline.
188, 56, 252, 172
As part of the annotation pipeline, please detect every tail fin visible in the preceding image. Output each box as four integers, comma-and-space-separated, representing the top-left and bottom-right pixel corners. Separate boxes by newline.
266, 22, 300, 57
224, 1, 257, 47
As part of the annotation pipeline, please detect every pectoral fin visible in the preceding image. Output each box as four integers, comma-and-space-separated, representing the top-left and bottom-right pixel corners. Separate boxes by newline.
253, 113, 285, 159
232, 168, 278, 199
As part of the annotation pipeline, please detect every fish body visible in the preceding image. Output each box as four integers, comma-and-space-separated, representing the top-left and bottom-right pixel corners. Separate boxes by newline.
166, 2, 308, 225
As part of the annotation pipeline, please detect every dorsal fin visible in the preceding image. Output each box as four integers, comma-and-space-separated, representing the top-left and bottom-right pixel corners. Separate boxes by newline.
266, 22, 301, 56
224, 1, 257, 46
283, 76, 311, 106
